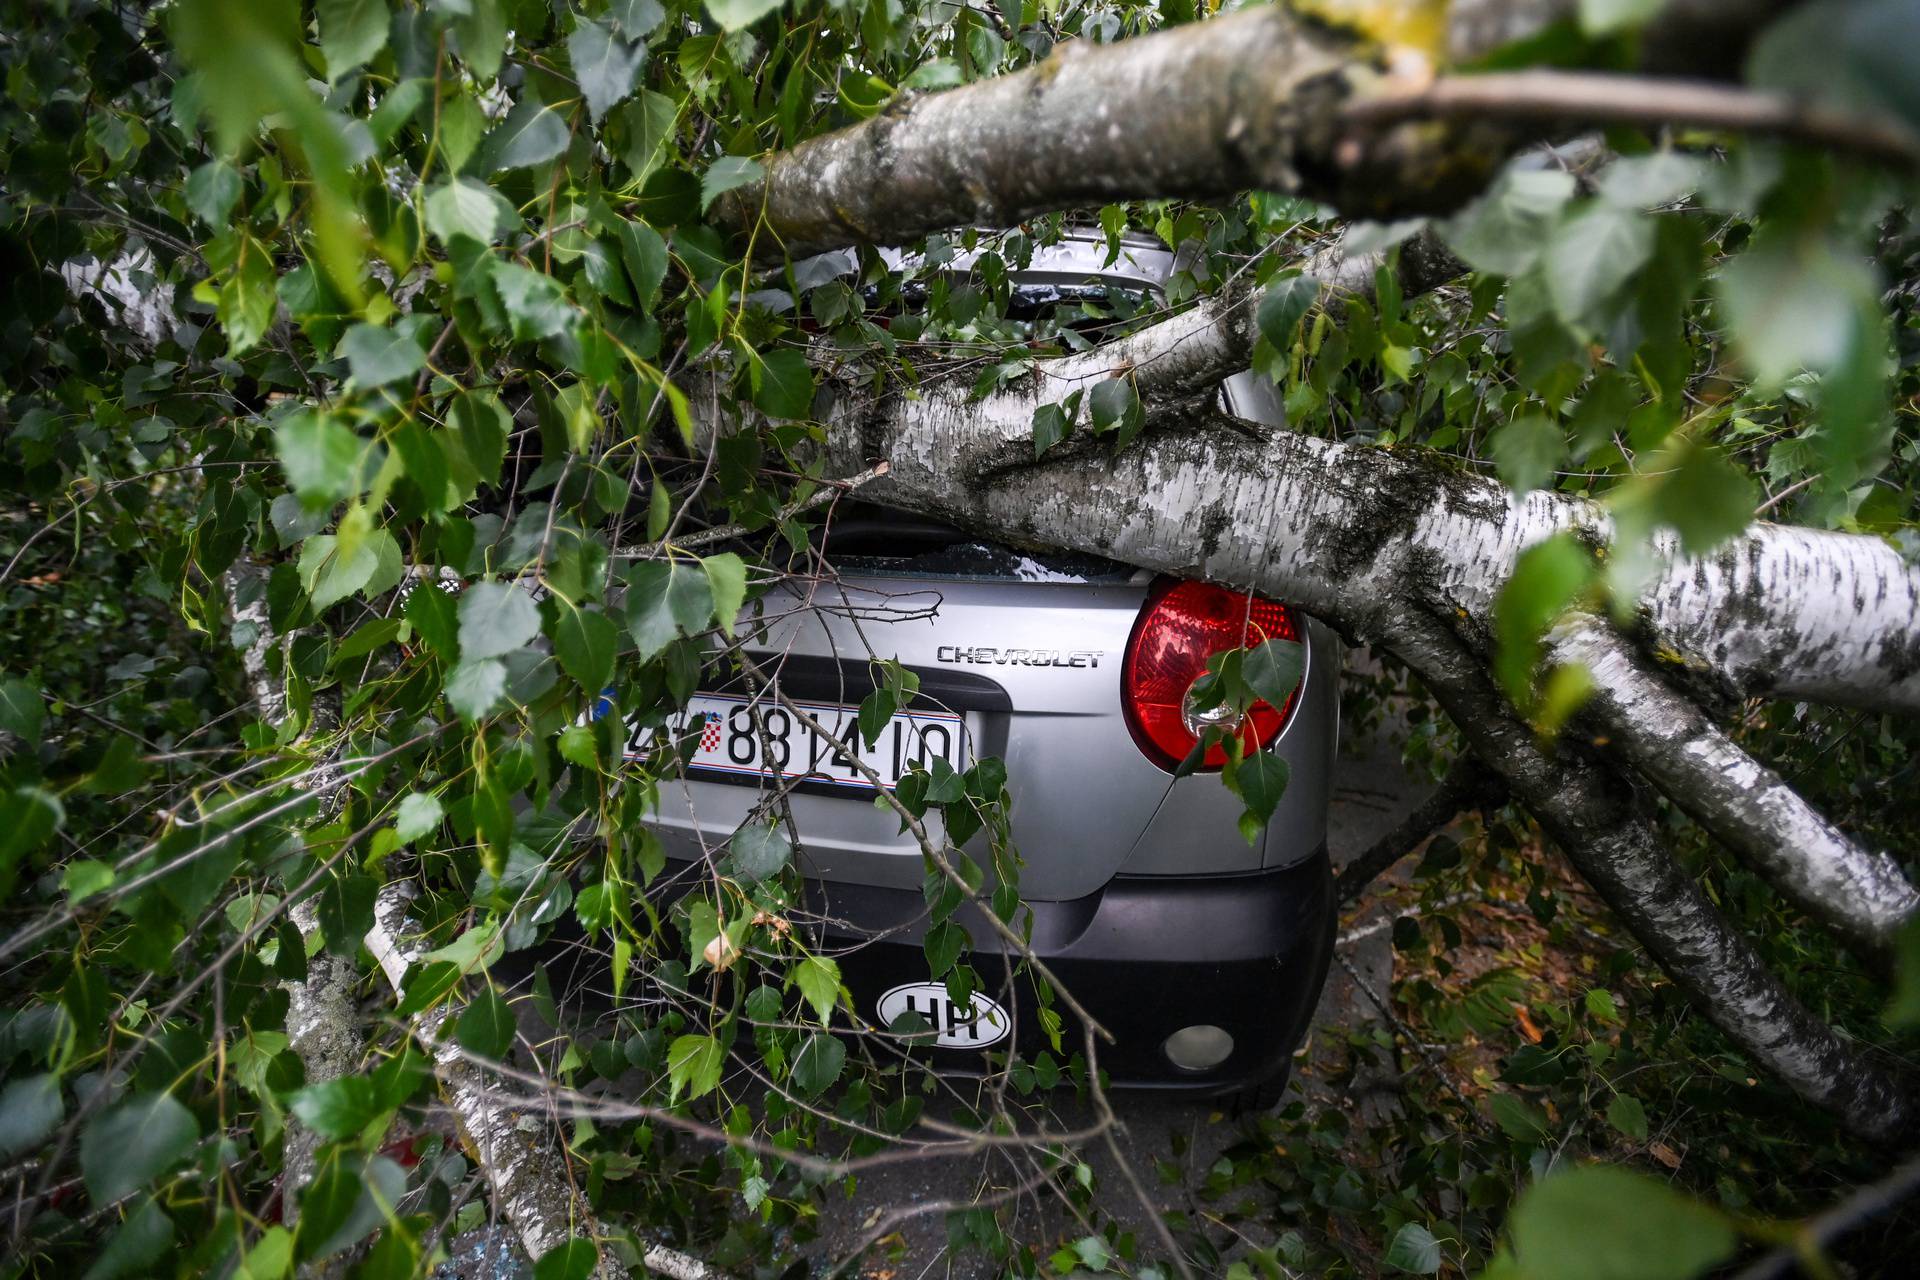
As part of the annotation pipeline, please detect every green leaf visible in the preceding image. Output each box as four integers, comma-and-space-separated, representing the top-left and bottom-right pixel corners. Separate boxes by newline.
185, 160, 243, 225
1441, 168, 1575, 277
1493, 534, 1594, 702
0, 677, 44, 743
702, 553, 748, 635
923, 919, 965, 978
624, 560, 713, 658
729, 820, 791, 883
700, 154, 765, 210
459, 580, 542, 660
1597, 152, 1704, 209
451, 0, 508, 79
64, 860, 115, 903
394, 792, 444, 843
1716, 236, 1879, 388
82, 1196, 174, 1280
445, 658, 508, 719
0, 1075, 63, 1159
1648, 442, 1756, 555
557, 724, 598, 768
1888, 913, 1920, 1028
457, 986, 516, 1059
318, 0, 390, 77
614, 91, 679, 181
1487, 1091, 1552, 1144
396, 960, 464, 1016
1235, 750, 1290, 825
340, 323, 428, 388
482, 97, 571, 172
277, 411, 364, 506
80, 1093, 199, 1203
612, 0, 667, 37
1606, 1092, 1649, 1140
287, 1077, 382, 1140
1384, 1222, 1443, 1275
1242, 638, 1304, 710
1032, 400, 1072, 457
405, 583, 459, 658
425, 177, 518, 245
568, 19, 646, 122
0, 786, 63, 871
706, 0, 787, 34
752, 347, 815, 419
1578, 0, 1663, 34
533, 1240, 601, 1280
1505, 1165, 1736, 1280
616, 218, 670, 304
318, 872, 377, 957
793, 955, 841, 1025
551, 604, 619, 692
1089, 377, 1139, 436
792, 1031, 846, 1096
236, 1226, 293, 1280
489, 260, 575, 341
666, 1033, 725, 1101
1257, 271, 1319, 350
1070, 1235, 1112, 1271
1490, 415, 1563, 496
1545, 203, 1654, 329
289, 1149, 390, 1261
1747, 0, 1920, 135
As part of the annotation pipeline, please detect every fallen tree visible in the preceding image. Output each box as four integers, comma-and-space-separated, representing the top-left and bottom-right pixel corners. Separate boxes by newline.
697, 0, 1920, 1145
4, 0, 1918, 1276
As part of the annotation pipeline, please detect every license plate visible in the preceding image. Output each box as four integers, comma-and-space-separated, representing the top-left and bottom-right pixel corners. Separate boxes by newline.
627, 693, 968, 791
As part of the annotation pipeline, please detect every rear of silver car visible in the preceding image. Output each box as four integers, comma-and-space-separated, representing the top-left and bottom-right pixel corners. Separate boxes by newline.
645, 532, 1340, 1095
644, 230, 1339, 1095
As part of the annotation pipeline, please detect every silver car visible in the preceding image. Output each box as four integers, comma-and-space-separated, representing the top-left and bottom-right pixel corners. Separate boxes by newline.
642, 233, 1339, 1101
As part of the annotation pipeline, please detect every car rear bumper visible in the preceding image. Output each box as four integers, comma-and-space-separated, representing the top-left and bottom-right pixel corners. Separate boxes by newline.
809, 848, 1335, 1093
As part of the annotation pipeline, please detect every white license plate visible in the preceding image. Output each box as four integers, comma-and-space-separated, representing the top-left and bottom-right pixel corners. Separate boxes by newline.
627, 693, 968, 791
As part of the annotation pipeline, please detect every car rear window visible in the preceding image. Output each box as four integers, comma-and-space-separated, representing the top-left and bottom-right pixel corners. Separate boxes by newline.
821, 504, 1132, 583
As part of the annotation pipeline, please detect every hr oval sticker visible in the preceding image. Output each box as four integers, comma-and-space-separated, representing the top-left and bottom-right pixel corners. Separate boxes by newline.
876, 982, 1011, 1049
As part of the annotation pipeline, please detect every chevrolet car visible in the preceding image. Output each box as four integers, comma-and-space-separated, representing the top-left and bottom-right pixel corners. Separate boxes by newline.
637, 233, 1339, 1104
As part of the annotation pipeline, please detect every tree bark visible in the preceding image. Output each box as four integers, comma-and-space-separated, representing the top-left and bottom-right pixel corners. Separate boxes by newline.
1550, 616, 1918, 955
806, 384, 1920, 715
366, 888, 721, 1280
1382, 611, 1915, 1144
715, 2, 1842, 258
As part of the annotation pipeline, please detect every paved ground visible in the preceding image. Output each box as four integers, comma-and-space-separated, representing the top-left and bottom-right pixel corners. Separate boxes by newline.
801, 685, 1424, 1277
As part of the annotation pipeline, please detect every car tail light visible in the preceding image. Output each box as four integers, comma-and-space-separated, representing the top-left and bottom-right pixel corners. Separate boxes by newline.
1121, 579, 1303, 771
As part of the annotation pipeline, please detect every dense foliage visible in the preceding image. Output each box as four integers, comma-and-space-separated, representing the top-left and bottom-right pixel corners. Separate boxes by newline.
2, 1, 1917, 1278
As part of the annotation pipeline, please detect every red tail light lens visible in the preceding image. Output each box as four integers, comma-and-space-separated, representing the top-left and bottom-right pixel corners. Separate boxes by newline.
1121, 579, 1303, 771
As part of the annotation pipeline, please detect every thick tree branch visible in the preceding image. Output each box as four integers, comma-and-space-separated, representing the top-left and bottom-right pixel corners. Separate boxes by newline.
716, 2, 1881, 260
814, 389, 1920, 714
364, 887, 678, 1280
1551, 615, 1919, 955
1383, 611, 1916, 1144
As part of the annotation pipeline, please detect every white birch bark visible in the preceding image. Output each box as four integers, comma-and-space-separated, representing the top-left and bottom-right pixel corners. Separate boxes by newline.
1383, 612, 1915, 1143
226, 561, 358, 1235
366, 887, 719, 1280
1549, 616, 1918, 954
815, 372, 1920, 714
